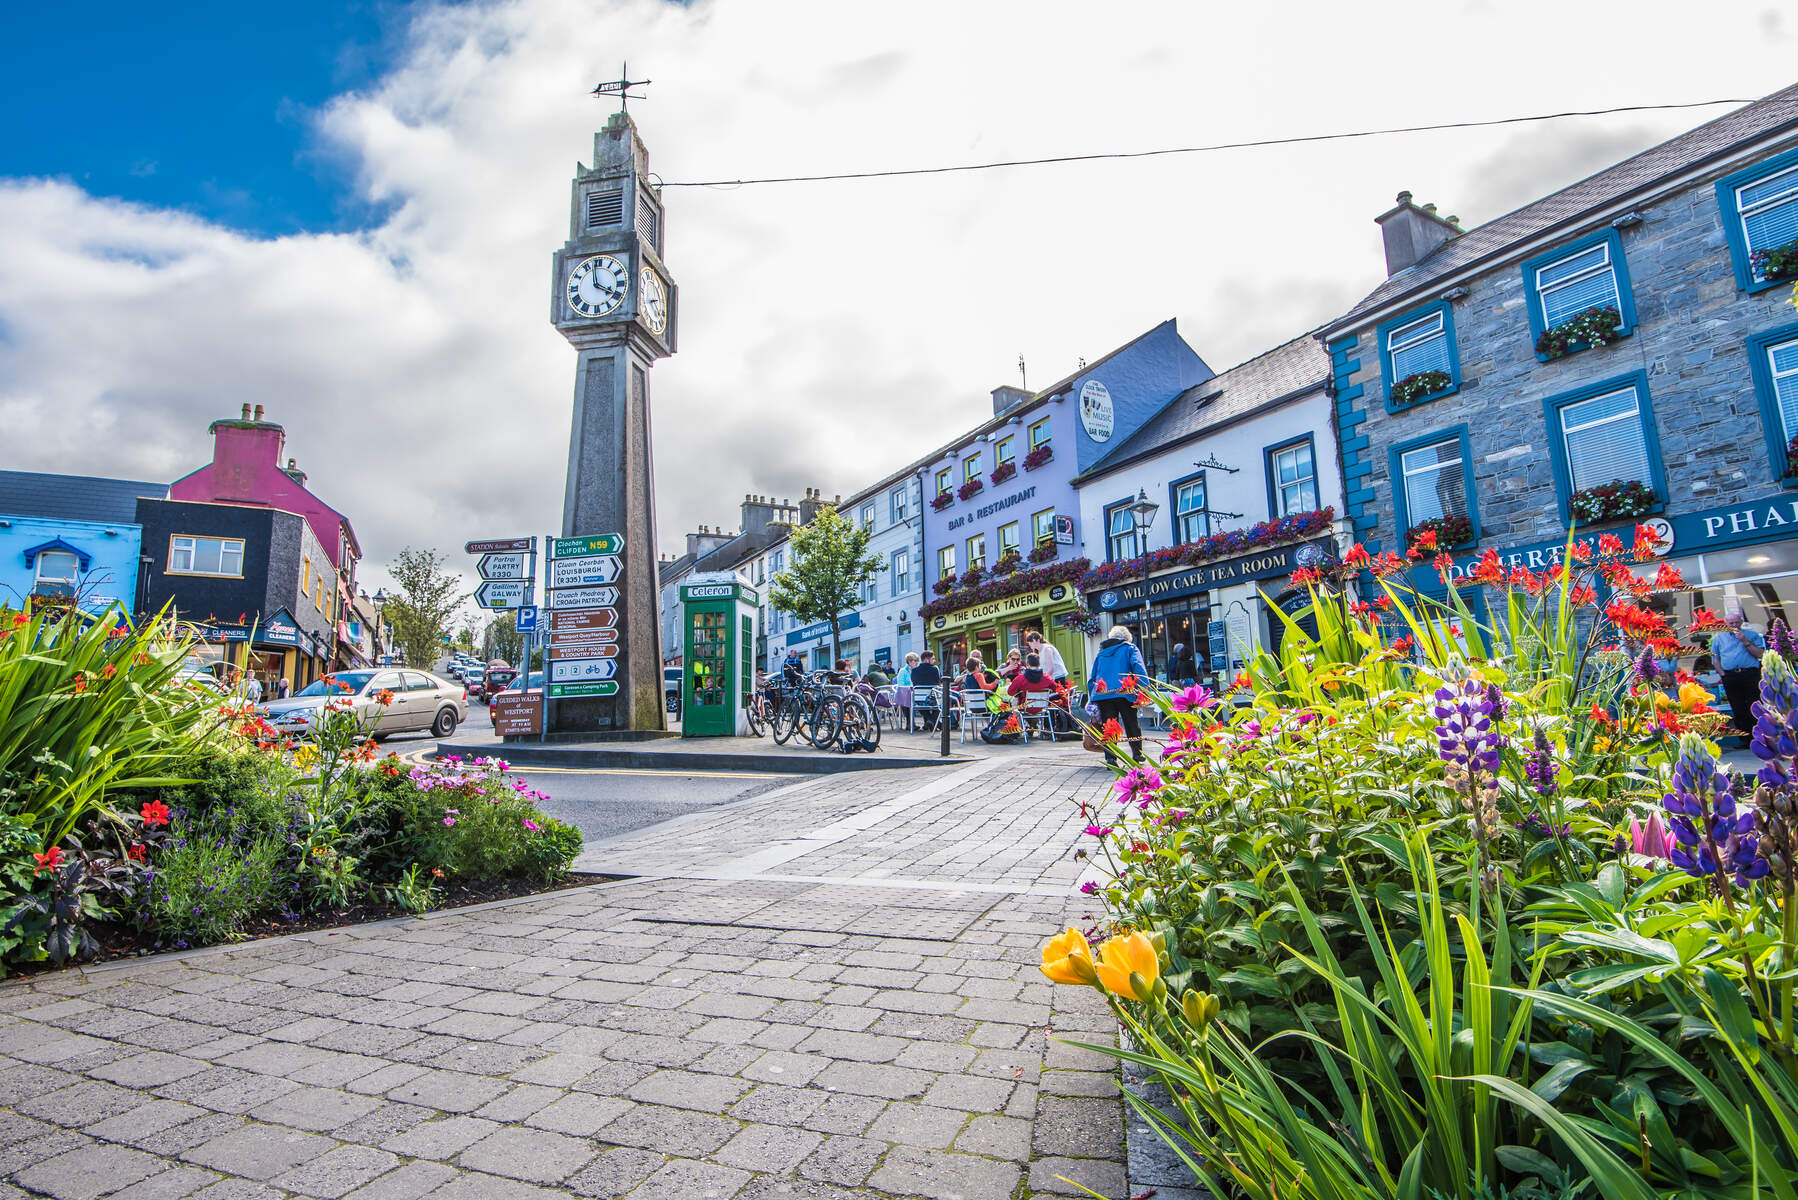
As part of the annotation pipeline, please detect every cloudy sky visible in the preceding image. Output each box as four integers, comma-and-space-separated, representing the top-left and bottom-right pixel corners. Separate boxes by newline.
1, 0, 1792, 601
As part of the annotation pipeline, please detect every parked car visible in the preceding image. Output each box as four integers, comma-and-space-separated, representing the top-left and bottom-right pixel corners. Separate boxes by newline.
262, 668, 466, 739
492, 671, 544, 699
664, 666, 682, 714
464, 667, 486, 700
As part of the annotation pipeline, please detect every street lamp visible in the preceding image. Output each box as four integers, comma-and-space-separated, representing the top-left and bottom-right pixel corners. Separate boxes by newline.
372, 588, 391, 665
1127, 488, 1160, 674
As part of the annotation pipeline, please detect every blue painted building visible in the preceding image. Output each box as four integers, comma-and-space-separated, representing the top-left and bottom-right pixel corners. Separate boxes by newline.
0, 471, 167, 615
1319, 83, 1798, 643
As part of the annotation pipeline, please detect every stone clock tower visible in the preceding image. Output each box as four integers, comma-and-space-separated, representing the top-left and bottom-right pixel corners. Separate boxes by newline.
550, 107, 677, 733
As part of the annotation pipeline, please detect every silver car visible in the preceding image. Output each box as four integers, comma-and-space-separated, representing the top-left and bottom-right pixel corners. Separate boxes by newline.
262, 668, 466, 739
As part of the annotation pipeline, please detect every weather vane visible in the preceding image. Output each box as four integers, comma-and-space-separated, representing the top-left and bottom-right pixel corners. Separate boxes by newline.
591, 61, 651, 112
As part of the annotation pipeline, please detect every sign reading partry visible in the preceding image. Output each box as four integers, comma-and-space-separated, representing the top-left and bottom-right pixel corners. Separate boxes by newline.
477, 552, 530, 581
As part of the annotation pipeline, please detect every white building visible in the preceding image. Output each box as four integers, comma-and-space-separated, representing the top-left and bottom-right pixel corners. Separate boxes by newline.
1070, 333, 1347, 683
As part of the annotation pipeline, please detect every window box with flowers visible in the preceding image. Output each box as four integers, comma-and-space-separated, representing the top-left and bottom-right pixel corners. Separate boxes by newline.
1028, 542, 1059, 564
932, 577, 956, 596
1786, 433, 1798, 485
992, 550, 1024, 575
1535, 305, 1626, 361
1569, 478, 1657, 526
1389, 370, 1452, 408
990, 461, 1017, 485
959, 567, 986, 589
1405, 513, 1473, 553
930, 492, 953, 512
1079, 507, 1335, 590
918, 558, 1091, 620
957, 478, 985, 502
1023, 445, 1054, 472
1751, 238, 1798, 286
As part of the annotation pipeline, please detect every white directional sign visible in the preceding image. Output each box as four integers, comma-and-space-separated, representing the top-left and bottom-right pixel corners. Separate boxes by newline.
548, 556, 621, 589
547, 586, 618, 610
549, 657, 618, 683
477, 552, 530, 580
474, 579, 530, 610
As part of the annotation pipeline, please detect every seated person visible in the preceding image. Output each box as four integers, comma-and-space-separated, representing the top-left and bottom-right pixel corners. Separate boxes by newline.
1006, 653, 1066, 703
909, 652, 943, 729
825, 658, 857, 686
959, 652, 993, 694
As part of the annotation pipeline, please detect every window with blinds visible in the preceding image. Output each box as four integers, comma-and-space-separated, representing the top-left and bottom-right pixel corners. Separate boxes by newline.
1738, 164, 1798, 278
1399, 438, 1468, 525
1536, 242, 1621, 329
585, 189, 623, 229
1107, 507, 1139, 561
636, 191, 660, 251
1387, 311, 1452, 380
1770, 337, 1798, 440
1560, 386, 1651, 492
1176, 480, 1208, 541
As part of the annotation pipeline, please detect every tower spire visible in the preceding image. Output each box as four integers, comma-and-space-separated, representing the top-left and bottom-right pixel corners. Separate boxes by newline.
590, 61, 651, 114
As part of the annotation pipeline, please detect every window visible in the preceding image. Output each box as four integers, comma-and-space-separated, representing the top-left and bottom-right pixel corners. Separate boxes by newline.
935, 468, 952, 497
966, 535, 986, 571
1267, 439, 1318, 517
1521, 230, 1635, 356
1389, 427, 1477, 544
170, 535, 245, 577
1719, 150, 1798, 290
938, 546, 956, 579
1106, 504, 1139, 562
862, 577, 878, 604
1541, 373, 1665, 522
1029, 419, 1051, 450
1031, 508, 1055, 547
771, 550, 784, 574
35, 550, 79, 587
963, 455, 981, 481
1174, 476, 1208, 542
890, 486, 909, 523
586, 188, 624, 229
995, 436, 1015, 465
1748, 323, 1798, 481
891, 550, 911, 596
1376, 302, 1459, 409
859, 502, 875, 532
998, 522, 1020, 559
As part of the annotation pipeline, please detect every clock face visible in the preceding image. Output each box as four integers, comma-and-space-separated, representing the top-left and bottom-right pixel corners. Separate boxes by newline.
566, 255, 628, 318
638, 268, 669, 336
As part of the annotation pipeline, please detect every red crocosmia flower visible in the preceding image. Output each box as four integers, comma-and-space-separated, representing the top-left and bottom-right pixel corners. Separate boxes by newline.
1349, 600, 1377, 618
1597, 533, 1626, 559
1433, 553, 1457, 586
140, 799, 171, 828
101, 664, 117, 679
33, 847, 63, 875
1654, 562, 1685, 591
1469, 549, 1505, 586
70, 674, 88, 693
1232, 671, 1251, 690
1100, 718, 1125, 742
126, 843, 148, 862
1289, 566, 1323, 586
1689, 606, 1727, 632
1590, 703, 1616, 727
1371, 551, 1408, 578
374, 689, 395, 706
1407, 529, 1439, 560
1634, 524, 1666, 559
1604, 602, 1670, 640
1568, 540, 1593, 563
1389, 635, 1415, 656
1569, 584, 1599, 607
1657, 709, 1682, 733
1119, 675, 1138, 697
1342, 543, 1371, 569
1647, 635, 1682, 655
1507, 566, 1540, 592
1090, 679, 1107, 694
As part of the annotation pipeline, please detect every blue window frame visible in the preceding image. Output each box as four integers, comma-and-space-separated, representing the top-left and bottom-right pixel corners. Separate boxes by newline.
1747, 321, 1798, 484
1521, 229, 1636, 360
890, 549, 911, 596
1168, 470, 1209, 543
1264, 435, 1319, 518
1104, 497, 1140, 562
1540, 372, 1666, 523
1387, 425, 1479, 547
1717, 147, 1798, 293
1375, 301, 1459, 411
890, 485, 909, 524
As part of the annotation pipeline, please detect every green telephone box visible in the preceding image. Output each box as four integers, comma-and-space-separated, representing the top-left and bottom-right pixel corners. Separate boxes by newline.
679, 577, 759, 737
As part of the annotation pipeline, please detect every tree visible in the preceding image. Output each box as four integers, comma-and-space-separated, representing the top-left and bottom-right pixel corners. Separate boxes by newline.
382, 548, 468, 669
487, 611, 526, 665
768, 506, 884, 662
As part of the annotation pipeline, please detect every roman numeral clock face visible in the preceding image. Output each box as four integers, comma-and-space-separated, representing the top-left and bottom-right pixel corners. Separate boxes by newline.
567, 254, 628, 317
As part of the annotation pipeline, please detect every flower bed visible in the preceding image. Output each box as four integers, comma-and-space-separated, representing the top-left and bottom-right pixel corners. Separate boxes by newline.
929, 491, 953, 511
918, 557, 1091, 620
1389, 368, 1451, 407
957, 478, 985, 501
1535, 303, 1625, 359
990, 461, 1018, 485
1079, 507, 1334, 590
1570, 477, 1655, 525
1405, 512, 1473, 551
1023, 444, 1054, 471
1752, 237, 1798, 284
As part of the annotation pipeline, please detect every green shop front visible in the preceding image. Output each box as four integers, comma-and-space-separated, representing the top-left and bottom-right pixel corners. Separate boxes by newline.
927, 582, 1085, 685
679, 579, 758, 737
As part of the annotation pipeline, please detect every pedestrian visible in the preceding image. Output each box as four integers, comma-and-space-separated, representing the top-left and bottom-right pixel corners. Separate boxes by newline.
1024, 630, 1068, 684
1711, 611, 1767, 740
1089, 624, 1149, 765
276, 676, 291, 699
1168, 642, 1199, 687
244, 672, 263, 704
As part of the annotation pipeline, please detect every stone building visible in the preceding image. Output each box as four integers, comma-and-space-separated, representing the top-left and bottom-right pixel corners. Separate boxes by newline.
1320, 82, 1798, 635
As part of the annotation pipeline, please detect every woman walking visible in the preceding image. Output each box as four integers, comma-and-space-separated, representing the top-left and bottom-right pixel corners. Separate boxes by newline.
1089, 625, 1149, 765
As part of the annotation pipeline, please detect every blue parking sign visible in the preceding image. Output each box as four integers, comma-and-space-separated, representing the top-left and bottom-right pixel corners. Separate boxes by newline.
515, 605, 538, 634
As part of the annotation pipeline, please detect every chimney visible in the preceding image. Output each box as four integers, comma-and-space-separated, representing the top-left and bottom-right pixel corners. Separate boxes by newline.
1374, 190, 1463, 277
798, 487, 831, 525
991, 385, 1031, 416
283, 457, 308, 485
741, 493, 783, 537
253, 404, 265, 423
240, 404, 251, 420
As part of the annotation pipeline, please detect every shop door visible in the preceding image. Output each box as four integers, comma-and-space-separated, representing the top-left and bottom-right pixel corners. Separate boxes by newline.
1163, 611, 1196, 681
1048, 626, 1085, 687
1265, 592, 1319, 659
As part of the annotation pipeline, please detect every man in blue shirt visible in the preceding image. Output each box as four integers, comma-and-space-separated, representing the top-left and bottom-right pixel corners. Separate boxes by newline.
1710, 612, 1766, 740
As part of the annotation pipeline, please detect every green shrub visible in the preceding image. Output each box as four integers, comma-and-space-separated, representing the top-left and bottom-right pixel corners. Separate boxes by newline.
134, 804, 289, 947
379, 757, 581, 882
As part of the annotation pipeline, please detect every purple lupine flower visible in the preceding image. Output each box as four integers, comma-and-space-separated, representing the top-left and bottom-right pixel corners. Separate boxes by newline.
1753, 651, 1798, 792
1631, 645, 1658, 685
1664, 733, 1767, 888
1771, 619, 1796, 661
1434, 664, 1505, 846
1524, 725, 1557, 799
1516, 813, 1571, 840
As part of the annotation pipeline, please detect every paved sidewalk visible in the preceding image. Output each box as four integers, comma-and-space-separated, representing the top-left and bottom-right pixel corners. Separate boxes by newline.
0, 751, 1126, 1199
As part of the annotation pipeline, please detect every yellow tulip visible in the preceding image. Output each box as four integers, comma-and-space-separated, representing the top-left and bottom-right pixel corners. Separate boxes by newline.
1096, 930, 1160, 1002
1040, 927, 1099, 987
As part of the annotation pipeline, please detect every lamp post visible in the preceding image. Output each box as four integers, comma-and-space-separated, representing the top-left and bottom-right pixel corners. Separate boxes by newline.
1126, 488, 1161, 676
372, 588, 391, 666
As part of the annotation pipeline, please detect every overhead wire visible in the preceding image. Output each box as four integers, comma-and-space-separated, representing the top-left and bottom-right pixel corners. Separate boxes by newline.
658, 98, 1755, 189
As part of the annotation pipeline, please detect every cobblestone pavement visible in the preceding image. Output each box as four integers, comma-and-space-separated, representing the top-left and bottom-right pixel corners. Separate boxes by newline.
0, 750, 1127, 1199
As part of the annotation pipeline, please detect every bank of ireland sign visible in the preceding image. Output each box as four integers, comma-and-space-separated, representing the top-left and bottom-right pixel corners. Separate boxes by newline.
1079, 380, 1113, 443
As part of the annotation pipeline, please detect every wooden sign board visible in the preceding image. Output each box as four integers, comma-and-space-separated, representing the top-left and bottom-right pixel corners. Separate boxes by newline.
548, 642, 619, 661
488, 692, 544, 736
549, 608, 619, 632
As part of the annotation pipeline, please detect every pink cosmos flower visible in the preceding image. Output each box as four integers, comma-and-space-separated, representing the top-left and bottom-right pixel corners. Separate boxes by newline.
522, 819, 540, 832
1114, 767, 1163, 809
1079, 881, 1099, 895
1171, 685, 1216, 713
1083, 824, 1114, 838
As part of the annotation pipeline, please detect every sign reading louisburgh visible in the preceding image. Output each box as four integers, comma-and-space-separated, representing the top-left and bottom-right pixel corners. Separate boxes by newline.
547, 585, 618, 609
549, 533, 625, 559
548, 556, 621, 589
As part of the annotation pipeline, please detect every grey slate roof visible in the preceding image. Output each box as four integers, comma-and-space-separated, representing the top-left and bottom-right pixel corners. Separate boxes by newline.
0, 471, 167, 524
1078, 334, 1330, 481
1329, 83, 1798, 331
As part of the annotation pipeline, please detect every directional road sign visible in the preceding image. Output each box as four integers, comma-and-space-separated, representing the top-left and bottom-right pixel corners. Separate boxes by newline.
549, 533, 625, 560
474, 579, 530, 610
514, 605, 538, 634
547, 641, 618, 661
547, 584, 618, 609
549, 680, 618, 698
466, 537, 534, 554
549, 657, 618, 683
548, 556, 621, 590
549, 628, 617, 649
477, 552, 531, 580
549, 608, 618, 632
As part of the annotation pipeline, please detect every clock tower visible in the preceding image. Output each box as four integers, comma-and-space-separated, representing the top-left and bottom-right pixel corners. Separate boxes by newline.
550, 105, 677, 733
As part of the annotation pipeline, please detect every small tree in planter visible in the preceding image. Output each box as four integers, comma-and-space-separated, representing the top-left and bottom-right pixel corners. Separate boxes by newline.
1569, 478, 1656, 526
1023, 445, 1054, 471
990, 461, 1018, 485
957, 478, 985, 501
1389, 370, 1451, 407
1536, 305, 1624, 359
1405, 513, 1473, 552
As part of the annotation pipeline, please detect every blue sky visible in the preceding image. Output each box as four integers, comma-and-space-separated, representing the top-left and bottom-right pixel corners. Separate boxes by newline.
0, 1, 415, 234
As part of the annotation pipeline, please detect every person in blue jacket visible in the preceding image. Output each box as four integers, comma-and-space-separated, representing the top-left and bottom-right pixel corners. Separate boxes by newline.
1088, 624, 1149, 765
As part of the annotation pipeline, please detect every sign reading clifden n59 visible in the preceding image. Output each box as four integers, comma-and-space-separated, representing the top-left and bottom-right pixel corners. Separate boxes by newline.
549, 533, 625, 560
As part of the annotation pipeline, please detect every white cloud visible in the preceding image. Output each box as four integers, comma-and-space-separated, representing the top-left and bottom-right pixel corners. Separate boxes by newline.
0, 0, 1791, 607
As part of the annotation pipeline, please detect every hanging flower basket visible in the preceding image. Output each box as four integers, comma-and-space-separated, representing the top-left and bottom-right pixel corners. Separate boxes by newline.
1028, 542, 1059, 564
1570, 479, 1656, 526
958, 567, 986, 589
990, 461, 1018, 485
932, 577, 956, 596
1535, 305, 1625, 360
930, 492, 953, 512
1405, 513, 1473, 552
958, 478, 985, 501
918, 558, 1091, 620
1752, 238, 1798, 285
1057, 605, 1101, 636
992, 550, 1024, 575
1389, 369, 1451, 408
1023, 445, 1054, 471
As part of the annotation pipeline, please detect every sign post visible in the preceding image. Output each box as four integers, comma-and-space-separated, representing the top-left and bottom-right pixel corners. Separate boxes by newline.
465, 537, 540, 739
542, 532, 629, 735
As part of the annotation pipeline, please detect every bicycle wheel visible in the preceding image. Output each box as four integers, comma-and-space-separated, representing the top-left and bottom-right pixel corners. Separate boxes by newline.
808, 696, 843, 749
743, 695, 767, 737
840, 694, 881, 752
770, 697, 799, 744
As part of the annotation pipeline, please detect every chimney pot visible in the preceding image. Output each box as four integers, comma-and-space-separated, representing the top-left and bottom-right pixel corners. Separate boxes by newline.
253, 404, 264, 422
1375, 191, 1461, 277
1396, 190, 1413, 205
241, 404, 251, 420
1422, 202, 1438, 214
